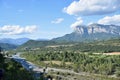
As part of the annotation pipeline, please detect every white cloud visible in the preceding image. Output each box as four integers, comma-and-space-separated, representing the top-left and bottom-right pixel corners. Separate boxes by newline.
87, 22, 94, 25
98, 15, 120, 25
51, 18, 64, 24
64, 0, 120, 16
70, 17, 83, 29
0, 25, 37, 35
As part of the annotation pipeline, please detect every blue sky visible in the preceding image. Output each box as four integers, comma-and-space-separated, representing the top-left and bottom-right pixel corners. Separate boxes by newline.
0, 0, 120, 39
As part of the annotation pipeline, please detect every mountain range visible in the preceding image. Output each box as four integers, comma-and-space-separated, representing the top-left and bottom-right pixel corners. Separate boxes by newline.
0, 38, 30, 45
52, 24, 120, 42
1, 23, 120, 49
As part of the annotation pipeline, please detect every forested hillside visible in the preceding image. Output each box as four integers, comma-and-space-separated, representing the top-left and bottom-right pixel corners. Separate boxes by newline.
20, 38, 120, 53
0, 43, 17, 50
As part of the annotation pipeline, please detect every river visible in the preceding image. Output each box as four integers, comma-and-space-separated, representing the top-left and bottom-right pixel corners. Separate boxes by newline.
11, 53, 44, 79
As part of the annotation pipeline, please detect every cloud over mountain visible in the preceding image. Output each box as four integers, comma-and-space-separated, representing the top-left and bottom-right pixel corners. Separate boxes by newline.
98, 15, 120, 25
64, 0, 120, 16
0, 25, 37, 35
70, 17, 83, 30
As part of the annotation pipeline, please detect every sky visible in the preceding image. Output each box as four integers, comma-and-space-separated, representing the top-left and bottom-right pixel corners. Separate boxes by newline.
0, 0, 120, 39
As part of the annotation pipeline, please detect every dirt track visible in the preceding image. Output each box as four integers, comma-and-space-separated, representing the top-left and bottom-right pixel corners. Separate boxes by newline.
104, 52, 120, 55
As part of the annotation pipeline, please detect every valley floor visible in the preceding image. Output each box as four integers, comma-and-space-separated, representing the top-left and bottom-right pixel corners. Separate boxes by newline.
20, 52, 120, 80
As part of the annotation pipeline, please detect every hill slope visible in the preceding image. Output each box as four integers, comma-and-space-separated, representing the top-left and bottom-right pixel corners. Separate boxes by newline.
0, 43, 17, 50
19, 40, 57, 48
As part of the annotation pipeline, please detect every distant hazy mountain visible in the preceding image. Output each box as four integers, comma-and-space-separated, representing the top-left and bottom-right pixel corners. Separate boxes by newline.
0, 38, 30, 45
0, 43, 17, 50
52, 24, 120, 42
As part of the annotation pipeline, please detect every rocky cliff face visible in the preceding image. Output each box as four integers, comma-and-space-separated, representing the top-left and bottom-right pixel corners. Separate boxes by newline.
53, 24, 120, 42
74, 24, 120, 35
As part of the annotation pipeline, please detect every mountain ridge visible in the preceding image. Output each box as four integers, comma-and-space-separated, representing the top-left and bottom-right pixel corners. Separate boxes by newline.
52, 23, 120, 42
0, 38, 30, 45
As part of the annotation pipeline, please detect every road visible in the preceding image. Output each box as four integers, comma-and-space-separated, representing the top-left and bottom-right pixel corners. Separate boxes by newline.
47, 67, 89, 76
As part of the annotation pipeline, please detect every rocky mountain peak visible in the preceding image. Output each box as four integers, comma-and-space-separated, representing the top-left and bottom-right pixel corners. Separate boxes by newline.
74, 23, 120, 35
52, 24, 120, 42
